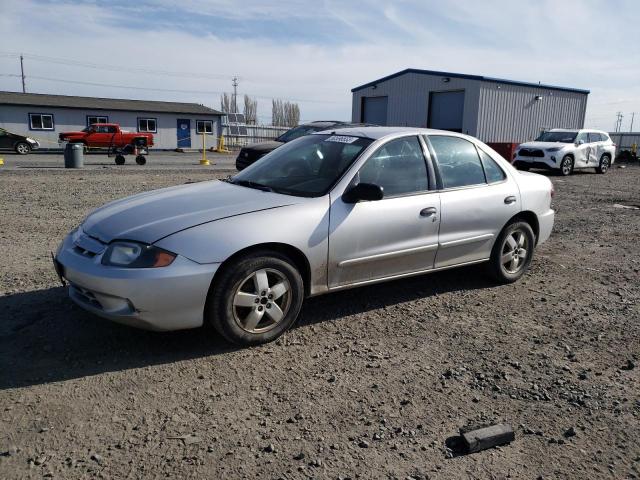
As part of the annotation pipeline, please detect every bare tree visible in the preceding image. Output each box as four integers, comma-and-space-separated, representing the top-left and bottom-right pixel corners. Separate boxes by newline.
272, 99, 300, 127
243, 95, 258, 125
220, 93, 232, 113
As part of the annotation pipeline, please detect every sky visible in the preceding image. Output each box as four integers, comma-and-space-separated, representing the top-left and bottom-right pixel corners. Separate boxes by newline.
1, 0, 638, 131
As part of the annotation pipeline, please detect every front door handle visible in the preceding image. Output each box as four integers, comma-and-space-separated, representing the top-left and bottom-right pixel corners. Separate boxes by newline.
420, 207, 437, 217
504, 196, 517, 205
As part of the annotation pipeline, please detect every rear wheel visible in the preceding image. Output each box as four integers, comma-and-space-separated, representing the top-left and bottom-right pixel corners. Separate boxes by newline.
488, 221, 535, 283
559, 155, 573, 176
135, 155, 146, 165
207, 252, 304, 345
596, 154, 610, 174
15, 142, 31, 155
115, 155, 125, 165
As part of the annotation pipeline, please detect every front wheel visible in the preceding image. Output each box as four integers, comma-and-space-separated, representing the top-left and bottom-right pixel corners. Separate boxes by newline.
596, 154, 610, 174
135, 155, 146, 165
488, 221, 535, 284
115, 155, 125, 165
15, 142, 31, 155
207, 253, 304, 345
559, 155, 573, 176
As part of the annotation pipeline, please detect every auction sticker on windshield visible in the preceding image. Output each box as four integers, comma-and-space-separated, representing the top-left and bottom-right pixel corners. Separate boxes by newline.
325, 135, 359, 144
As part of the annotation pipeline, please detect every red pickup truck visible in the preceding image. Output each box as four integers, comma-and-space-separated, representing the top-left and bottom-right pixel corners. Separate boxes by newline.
59, 123, 154, 149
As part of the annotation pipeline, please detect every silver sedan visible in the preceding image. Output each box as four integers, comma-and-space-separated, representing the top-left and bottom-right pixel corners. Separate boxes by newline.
54, 127, 555, 345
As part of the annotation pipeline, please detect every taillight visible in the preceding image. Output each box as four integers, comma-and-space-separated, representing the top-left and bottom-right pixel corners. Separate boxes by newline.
550, 184, 555, 198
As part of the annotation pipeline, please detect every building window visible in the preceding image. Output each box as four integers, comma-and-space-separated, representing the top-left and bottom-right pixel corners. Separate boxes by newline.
87, 115, 108, 126
138, 118, 157, 133
29, 113, 54, 130
196, 120, 213, 134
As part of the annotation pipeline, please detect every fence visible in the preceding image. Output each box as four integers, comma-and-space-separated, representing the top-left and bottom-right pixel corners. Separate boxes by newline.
609, 132, 640, 151
222, 124, 289, 148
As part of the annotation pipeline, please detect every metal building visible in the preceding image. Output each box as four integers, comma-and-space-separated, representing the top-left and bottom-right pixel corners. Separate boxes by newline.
351, 69, 589, 143
0, 91, 223, 150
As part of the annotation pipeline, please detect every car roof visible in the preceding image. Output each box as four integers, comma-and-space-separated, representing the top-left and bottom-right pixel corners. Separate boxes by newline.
549, 128, 607, 134
312, 126, 459, 140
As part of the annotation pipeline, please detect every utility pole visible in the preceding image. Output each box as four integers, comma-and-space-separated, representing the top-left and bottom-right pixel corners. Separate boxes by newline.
630, 112, 635, 132
231, 77, 239, 113
20, 54, 26, 93
615, 112, 623, 132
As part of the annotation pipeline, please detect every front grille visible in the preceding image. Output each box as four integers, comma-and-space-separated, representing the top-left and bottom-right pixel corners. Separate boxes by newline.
519, 148, 544, 158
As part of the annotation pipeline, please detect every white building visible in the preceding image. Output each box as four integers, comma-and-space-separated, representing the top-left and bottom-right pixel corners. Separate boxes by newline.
0, 91, 224, 150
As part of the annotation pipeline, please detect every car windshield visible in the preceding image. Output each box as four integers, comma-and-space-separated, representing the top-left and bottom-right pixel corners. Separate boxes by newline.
229, 134, 373, 197
277, 125, 333, 143
535, 131, 578, 143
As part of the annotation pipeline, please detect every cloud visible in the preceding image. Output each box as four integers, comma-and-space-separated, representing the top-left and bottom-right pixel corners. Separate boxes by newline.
0, 0, 638, 130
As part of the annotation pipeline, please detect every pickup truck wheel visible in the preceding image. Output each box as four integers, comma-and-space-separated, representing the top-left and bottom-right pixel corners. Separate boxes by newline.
559, 155, 573, 176
596, 154, 610, 174
135, 155, 147, 165
115, 155, 126, 165
15, 142, 31, 155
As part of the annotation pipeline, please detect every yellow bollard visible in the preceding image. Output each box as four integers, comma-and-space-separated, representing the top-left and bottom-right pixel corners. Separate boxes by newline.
0, 158, 4, 166
200, 132, 210, 165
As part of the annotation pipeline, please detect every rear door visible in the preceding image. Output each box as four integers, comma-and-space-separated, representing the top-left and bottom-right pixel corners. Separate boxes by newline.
588, 132, 601, 164
328, 135, 440, 287
426, 134, 519, 268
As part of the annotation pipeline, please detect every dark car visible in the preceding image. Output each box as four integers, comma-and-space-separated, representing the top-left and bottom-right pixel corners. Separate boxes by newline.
235, 121, 371, 170
0, 127, 41, 154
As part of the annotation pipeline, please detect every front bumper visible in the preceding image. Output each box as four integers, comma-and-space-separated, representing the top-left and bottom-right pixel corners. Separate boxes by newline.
514, 153, 560, 170
27, 140, 40, 150
55, 229, 219, 331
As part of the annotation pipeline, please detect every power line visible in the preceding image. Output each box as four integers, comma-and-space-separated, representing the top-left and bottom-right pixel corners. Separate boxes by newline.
9, 74, 343, 104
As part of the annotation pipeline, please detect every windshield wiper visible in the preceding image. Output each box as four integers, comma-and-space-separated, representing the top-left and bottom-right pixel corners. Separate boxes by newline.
229, 179, 274, 192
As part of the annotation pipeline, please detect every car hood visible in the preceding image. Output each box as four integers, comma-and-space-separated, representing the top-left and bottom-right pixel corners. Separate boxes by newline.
518, 141, 572, 149
243, 141, 283, 153
82, 180, 297, 244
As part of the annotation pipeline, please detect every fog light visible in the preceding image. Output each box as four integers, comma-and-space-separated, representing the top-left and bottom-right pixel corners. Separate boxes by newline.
551, 156, 556, 161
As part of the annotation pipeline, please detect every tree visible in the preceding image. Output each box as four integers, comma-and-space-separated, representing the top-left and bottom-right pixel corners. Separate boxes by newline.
220, 93, 232, 113
243, 95, 258, 125
271, 99, 300, 127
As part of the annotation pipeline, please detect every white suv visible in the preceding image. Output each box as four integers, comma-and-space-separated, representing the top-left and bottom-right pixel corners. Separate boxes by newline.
514, 129, 616, 176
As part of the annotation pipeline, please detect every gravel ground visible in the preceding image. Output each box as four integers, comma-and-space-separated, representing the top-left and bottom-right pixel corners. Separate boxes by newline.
0, 162, 638, 479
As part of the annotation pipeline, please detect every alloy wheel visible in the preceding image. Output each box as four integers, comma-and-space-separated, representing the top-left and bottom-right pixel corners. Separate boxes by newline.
232, 268, 292, 333
600, 156, 609, 173
501, 230, 529, 274
16, 143, 29, 154
561, 157, 572, 175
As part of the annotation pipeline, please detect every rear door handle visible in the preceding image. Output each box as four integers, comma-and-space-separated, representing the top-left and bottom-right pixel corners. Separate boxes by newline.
504, 196, 517, 205
420, 207, 437, 217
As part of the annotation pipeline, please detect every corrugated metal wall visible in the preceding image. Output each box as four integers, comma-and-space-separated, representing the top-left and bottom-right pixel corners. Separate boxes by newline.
608, 132, 640, 150
475, 82, 587, 143
351, 72, 481, 135
351, 72, 588, 144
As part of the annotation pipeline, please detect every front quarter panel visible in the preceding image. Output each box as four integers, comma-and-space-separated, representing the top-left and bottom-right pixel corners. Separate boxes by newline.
154, 196, 331, 295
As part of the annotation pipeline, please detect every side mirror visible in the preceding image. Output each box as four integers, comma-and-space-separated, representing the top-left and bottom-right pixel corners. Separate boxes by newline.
342, 182, 384, 203
576, 139, 584, 146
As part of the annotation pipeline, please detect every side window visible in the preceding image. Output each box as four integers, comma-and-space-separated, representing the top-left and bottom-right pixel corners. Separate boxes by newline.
588, 132, 601, 143
601, 133, 611, 143
106, 126, 118, 134
478, 149, 506, 183
428, 135, 486, 188
357, 136, 429, 197
576, 131, 588, 144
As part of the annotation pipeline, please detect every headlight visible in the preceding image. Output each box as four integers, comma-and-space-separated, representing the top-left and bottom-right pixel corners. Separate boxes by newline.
26, 138, 37, 144
101, 241, 176, 268
546, 147, 562, 153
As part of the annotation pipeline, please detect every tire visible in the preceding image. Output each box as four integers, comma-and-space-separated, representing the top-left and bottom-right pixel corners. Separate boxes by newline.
135, 155, 147, 165
115, 155, 126, 165
15, 142, 31, 155
596, 154, 610, 174
559, 155, 574, 176
488, 220, 535, 284
207, 252, 304, 345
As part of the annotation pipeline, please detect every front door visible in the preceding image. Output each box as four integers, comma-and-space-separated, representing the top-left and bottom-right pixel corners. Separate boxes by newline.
574, 131, 590, 167
177, 119, 191, 148
328, 135, 440, 287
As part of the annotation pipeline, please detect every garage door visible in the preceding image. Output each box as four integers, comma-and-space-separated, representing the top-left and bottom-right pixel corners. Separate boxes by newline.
361, 96, 388, 126
428, 91, 464, 132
